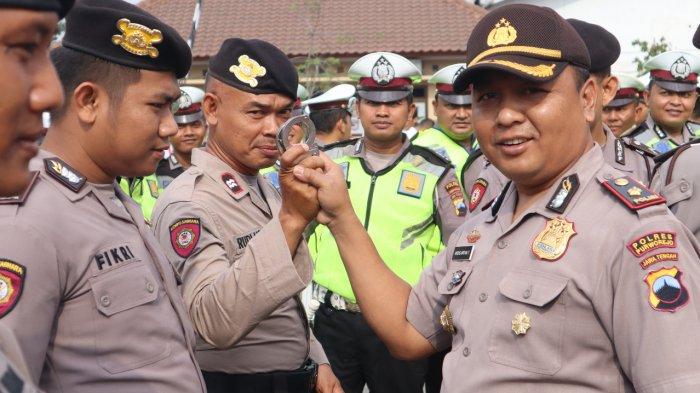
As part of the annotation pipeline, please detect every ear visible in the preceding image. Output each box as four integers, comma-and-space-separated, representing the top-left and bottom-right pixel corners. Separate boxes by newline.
432, 98, 437, 109
643, 89, 649, 103
73, 82, 103, 124
203, 92, 219, 127
407, 103, 416, 121
600, 75, 619, 106
580, 77, 597, 124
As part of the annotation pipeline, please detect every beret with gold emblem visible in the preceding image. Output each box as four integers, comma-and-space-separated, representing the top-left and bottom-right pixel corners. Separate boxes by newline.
453, 4, 590, 92
62, 0, 191, 78
0, 0, 73, 17
567, 19, 620, 74
208, 38, 298, 100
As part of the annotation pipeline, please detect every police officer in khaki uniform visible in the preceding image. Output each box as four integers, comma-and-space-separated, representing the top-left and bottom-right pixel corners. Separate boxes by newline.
293, 4, 700, 392
151, 38, 342, 393
603, 73, 647, 137
0, 1, 207, 391
629, 51, 700, 154
465, 17, 656, 217
0, 2, 73, 391
156, 86, 207, 189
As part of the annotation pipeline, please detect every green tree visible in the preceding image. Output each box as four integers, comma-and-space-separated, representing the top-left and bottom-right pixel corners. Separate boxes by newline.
632, 37, 670, 74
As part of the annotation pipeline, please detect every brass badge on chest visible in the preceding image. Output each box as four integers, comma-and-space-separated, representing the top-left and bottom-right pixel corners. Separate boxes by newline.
531, 217, 576, 261
440, 305, 455, 334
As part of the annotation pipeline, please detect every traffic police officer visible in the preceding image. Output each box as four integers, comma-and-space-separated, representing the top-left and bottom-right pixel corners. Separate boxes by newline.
304, 84, 355, 147
156, 86, 207, 189
0, 1, 73, 391
151, 38, 341, 393
629, 50, 700, 154
0, 0, 206, 392
414, 63, 477, 192
118, 173, 161, 223
603, 73, 647, 137
293, 4, 700, 392
307, 51, 464, 393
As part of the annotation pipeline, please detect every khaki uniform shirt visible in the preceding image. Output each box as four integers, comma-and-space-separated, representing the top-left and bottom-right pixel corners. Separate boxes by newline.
0, 150, 205, 393
652, 141, 700, 242
151, 148, 328, 374
464, 157, 509, 218
0, 323, 40, 393
407, 146, 700, 392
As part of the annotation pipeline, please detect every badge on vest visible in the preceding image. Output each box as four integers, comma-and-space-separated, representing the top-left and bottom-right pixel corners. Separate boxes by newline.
44, 158, 86, 192
0, 259, 25, 318
531, 217, 576, 261
546, 174, 579, 214
644, 266, 689, 312
170, 218, 201, 258
147, 179, 159, 198
397, 170, 425, 198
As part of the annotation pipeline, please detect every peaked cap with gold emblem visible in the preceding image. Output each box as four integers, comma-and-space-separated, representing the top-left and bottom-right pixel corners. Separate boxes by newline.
62, 0, 191, 78
453, 4, 590, 92
0, 0, 74, 18
208, 38, 298, 100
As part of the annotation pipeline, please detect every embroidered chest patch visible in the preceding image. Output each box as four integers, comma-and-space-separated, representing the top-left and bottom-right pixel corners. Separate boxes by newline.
0, 259, 25, 318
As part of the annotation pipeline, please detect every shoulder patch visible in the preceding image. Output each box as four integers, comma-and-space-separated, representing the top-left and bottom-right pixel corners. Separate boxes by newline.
627, 231, 676, 258
601, 176, 665, 210
0, 171, 39, 205
625, 138, 658, 158
221, 173, 247, 200
0, 259, 25, 319
169, 218, 201, 258
444, 180, 466, 216
644, 266, 688, 312
468, 178, 488, 212
44, 158, 86, 192
546, 174, 579, 214
408, 144, 451, 168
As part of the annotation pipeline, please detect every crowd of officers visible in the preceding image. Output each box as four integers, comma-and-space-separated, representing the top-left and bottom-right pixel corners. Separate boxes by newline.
1, 0, 700, 392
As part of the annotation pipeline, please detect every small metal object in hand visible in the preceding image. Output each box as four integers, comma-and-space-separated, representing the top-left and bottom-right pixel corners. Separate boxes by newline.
276, 115, 319, 156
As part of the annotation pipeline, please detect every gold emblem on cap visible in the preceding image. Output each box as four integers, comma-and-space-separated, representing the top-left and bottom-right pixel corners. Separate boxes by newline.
230, 55, 267, 88
440, 305, 455, 334
511, 312, 531, 335
531, 217, 576, 261
487, 18, 517, 47
111, 18, 163, 58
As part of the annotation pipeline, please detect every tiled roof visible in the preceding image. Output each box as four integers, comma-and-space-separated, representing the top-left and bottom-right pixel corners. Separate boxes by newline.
140, 0, 487, 60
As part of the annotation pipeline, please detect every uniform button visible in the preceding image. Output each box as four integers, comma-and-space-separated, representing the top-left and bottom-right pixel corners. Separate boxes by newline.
479, 293, 488, 302
462, 347, 470, 357
497, 240, 508, 249
523, 288, 532, 299
100, 295, 111, 307
146, 282, 155, 293
603, 173, 613, 180
680, 181, 689, 193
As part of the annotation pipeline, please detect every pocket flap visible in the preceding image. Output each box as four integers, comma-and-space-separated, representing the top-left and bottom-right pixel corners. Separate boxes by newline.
91, 263, 159, 317
498, 269, 567, 307
438, 266, 473, 295
663, 178, 692, 207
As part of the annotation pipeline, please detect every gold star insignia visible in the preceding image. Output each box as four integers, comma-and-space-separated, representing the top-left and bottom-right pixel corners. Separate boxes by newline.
511, 312, 531, 335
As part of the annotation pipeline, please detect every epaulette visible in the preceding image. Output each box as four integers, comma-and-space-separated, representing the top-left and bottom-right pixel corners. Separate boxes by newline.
600, 175, 665, 210
321, 137, 360, 152
627, 122, 649, 138
623, 137, 658, 158
408, 143, 451, 168
44, 157, 86, 192
0, 171, 39, 205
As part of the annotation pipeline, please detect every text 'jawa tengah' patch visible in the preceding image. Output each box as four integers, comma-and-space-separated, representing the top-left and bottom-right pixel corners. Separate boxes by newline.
444, 180, 466, 216
397, 170, 425, 198
169, 218, 201, 258
44, 158, 86, 193
468, 178, 488, 212
0, 260, 25, 319
645, 266, 689, 312
627, 232, 676, 258
639, 252, 678, 270
531, 217, 576, 261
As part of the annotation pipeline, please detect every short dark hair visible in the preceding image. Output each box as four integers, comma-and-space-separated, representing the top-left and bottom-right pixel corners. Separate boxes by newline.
309, 108, 349, 134
571, 65, 591, 91
591, 66, 611, 82
50, 46, 141, 120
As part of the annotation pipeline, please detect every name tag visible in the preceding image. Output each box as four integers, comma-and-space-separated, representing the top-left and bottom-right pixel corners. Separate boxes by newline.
452, 246, 474, 261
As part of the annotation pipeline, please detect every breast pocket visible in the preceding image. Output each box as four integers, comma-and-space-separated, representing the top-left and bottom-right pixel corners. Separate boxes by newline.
89, 262, 172, 374
488, 268, 568, 375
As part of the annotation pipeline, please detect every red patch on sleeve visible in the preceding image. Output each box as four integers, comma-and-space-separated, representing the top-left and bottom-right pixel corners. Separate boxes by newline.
468, 178, 488, 212
169, 218, 201, 258
0, 259, 25, 318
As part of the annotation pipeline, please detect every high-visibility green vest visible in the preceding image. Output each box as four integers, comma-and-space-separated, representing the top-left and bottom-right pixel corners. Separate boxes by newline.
308, 139, 450, 302
118, 174, 161, 223
412, 127, 477, 192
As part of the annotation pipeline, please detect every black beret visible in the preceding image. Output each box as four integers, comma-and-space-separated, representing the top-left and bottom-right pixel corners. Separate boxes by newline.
208, 38, 298, 100
694, 24, 700, 49
0, 0, 73, 18
567, 19, 620, 73
62, 0, 191, 78
454, 4, 590, 92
